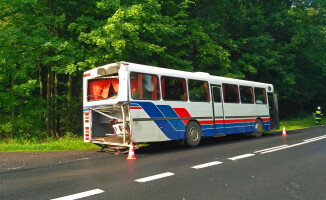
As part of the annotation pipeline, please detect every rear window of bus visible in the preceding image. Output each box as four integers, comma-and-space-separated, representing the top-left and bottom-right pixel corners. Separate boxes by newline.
87, 78, 119, 101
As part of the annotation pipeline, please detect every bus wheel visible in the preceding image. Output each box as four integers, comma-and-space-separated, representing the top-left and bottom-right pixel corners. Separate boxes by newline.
185, 121, 202, 147
253, 119, 263, 137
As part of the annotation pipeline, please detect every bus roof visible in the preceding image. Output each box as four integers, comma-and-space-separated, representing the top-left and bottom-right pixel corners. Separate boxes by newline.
85, 61, 274, 92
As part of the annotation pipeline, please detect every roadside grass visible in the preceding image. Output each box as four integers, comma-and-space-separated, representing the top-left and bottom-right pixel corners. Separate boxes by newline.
1, 115, 323, 152
0, 135, 100, 152
266, 114, 324, 133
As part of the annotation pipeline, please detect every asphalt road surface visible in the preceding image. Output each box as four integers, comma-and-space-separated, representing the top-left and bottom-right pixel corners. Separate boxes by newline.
1, 126, 326, 200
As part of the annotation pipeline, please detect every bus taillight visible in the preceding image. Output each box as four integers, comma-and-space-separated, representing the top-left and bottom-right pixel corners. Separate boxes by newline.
84, 110, 91, 142
83, 73, 90, 77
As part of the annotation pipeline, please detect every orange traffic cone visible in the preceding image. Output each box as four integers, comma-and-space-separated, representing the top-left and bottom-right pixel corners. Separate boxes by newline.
127, 141, 137, 160
282, 126, 287, 136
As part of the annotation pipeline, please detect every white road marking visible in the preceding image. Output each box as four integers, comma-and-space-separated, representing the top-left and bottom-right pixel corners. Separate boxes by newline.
261, 135, 326, 154
260, 142, 309, 154
254, 145, 288, 153
191, 161, 223, 169
51, 189, 104, 200
135, 172, 175, 183
228, 154, 255, 160
259, 145, 291, 154
256, 135, 326, 154
303, 135, 326, 142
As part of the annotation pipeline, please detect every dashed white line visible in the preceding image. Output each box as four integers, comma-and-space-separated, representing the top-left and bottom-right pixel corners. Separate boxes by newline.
191, 161, 223, 169
303, 135, 326, 142
255, 135, 326, 154
135, 172, 175, 183
254, 145, 288, 153
228, 153, 255, 160
51, 189, 104, 200
260, 142, 311, 154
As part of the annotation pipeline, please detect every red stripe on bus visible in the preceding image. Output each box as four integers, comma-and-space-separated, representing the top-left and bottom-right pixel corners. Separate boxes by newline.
130, 107, 142, 109
224, 119, 256, 123
173, 108, 191, 125
199, 118, 270, 124
199, 120, 214, 125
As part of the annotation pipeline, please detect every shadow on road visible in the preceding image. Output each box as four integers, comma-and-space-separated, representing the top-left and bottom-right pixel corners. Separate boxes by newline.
134, 132, 284, 155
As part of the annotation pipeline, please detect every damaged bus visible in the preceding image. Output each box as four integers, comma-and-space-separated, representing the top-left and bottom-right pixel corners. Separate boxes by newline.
83, 62, 279, 149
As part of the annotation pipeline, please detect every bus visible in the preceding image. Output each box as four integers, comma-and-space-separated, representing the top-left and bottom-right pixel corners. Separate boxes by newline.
83, 62, 279, 149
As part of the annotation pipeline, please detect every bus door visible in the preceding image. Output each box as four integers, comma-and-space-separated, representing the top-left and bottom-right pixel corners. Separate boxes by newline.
268, 93, 279, 130
211, 85, 226, 136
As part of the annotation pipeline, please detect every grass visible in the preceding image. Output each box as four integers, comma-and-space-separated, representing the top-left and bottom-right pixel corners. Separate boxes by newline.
265, 114, 324, 133
0, 115, 323, 152
0, 136, 100, 152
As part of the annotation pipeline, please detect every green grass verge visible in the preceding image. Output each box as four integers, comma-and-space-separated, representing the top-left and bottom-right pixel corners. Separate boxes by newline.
0, 136, 100, 152
1, 115, 323, 152
266, 114, 324, 133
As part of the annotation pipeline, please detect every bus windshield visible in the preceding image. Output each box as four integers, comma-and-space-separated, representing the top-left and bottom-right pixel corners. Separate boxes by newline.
87, 76, 119, 101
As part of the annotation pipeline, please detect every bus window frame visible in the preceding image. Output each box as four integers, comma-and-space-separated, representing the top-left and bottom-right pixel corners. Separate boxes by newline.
129, 71, 161, 101
239, 85, 254, 104
222, 83, 240, 104
160, 75, 188, 102
254, 87, 267, 104
187, 79, 211, 103
87, 75, 119, 102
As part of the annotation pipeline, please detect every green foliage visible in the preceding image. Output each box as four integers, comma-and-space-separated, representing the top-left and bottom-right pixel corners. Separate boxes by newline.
0, 0, 326, 142
278, 114, 323, 131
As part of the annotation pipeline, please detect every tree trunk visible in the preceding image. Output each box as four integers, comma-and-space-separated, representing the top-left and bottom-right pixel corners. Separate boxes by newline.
39, 64, 43, 97
67, 73, 72, 102
11, 73, 15, 117
46, 66, 51, 137
54, 72, 59, 137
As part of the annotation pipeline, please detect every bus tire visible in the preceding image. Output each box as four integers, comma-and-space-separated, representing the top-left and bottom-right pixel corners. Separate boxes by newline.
253, 119, 263, 137
185, 121, 202, 147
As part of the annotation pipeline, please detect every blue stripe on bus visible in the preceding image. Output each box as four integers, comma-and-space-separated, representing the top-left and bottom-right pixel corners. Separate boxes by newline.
133, 101, 185, 140
130, 103, 140, 107
156, 105, 186, 131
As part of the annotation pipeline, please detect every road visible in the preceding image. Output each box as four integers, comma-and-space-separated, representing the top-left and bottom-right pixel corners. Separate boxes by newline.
1, 126, 326, 200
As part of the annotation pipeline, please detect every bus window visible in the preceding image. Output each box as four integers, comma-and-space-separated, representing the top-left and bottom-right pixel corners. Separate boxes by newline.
240, 86, 254, 104
212, 86, 221, 103
188, 80, 209, 102
88, 78, 119, 101
161, 76, 187, 101
130, 72, 160, 100
223, 84, 239, 103
254, 87, 267, 104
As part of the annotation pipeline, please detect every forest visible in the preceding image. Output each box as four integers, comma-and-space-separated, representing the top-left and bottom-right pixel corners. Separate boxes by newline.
0, 0, 325, 140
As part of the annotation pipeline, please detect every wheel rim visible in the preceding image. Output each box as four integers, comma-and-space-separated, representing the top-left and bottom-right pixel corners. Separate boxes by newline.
189, 127, 199, 141
255, 121, 262, 132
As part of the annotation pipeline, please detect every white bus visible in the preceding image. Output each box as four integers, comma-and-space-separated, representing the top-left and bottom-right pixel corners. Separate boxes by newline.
83, 62, 279, 148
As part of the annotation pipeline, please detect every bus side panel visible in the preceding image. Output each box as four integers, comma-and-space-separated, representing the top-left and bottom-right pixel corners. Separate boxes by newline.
223, 104, 256, 134
199, 122, 215, 137
256, 104, 271, 131
262, 117, 271, 130
130, 101, 215, 141
184, 102, 214, 137
130, 101, 184, 142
